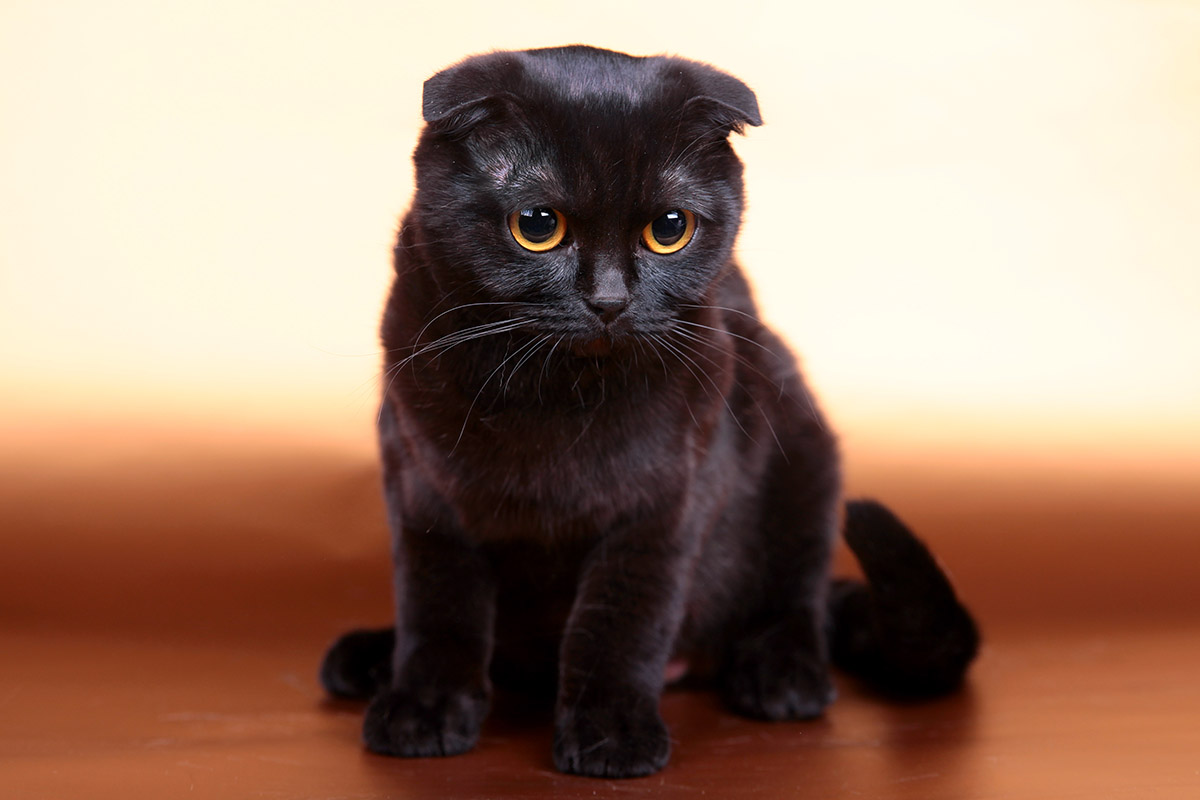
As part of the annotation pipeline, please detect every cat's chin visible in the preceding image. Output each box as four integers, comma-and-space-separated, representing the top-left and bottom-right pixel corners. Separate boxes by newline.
571, 336, 614, 358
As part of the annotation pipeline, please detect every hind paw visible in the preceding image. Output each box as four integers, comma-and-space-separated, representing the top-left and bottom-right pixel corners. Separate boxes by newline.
319, 627, 394, 700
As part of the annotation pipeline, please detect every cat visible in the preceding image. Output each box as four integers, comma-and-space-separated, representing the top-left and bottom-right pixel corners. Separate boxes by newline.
319, 45, 978, 779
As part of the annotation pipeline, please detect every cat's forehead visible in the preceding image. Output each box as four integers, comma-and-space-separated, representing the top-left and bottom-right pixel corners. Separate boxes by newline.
520, 47, 668, 108
492, 151, 717, 218
476, 111, 720, 218
476, 52, 714, 203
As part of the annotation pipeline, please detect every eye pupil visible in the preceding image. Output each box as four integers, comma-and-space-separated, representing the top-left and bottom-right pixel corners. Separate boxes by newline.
651, 211, 687, 246
642, 209, 695, 254
517, 207, 558, 243
509, 207, 566, 252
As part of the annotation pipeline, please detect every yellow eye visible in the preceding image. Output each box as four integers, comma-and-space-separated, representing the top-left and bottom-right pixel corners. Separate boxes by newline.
642, 209, 696, 254
508, 207, 566, 252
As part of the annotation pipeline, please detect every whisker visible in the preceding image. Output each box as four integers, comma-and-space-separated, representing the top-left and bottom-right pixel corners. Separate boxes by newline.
393, 318, 532, 370
537, 335, 566, 403
376, 318, 533, 425
646, 334, 700, 428
678, 302, 768, 328
451, 334, 546, 453
669, 322, 824, 431
503, 334, 555, 395
669, 324, 784, 392
667, 329, 788, 460
655, 332, 736, 430
638, 333, 672, 382
659, 331, 754, 442
406, 304, 531, 352
411, 299, 512, 343
673, 318, 782, 359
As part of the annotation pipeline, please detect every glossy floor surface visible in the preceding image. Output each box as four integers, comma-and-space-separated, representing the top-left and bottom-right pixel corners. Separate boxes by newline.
3, 431, 1199, 798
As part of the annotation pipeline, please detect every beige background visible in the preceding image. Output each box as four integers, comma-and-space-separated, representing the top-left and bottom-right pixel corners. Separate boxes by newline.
3, 0, 1197, 470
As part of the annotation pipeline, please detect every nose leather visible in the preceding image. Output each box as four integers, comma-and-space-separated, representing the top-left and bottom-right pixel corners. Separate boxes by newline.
586, 257, 631, 323
586, 296, 628, 323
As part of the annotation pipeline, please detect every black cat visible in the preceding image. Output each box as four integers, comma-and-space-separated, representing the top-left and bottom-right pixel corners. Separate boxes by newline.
320, 45, 978, 779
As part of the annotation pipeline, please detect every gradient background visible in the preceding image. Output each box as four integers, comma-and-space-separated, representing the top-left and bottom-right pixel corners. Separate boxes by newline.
4, 0, 1198, 461
2, 1, 1199, 797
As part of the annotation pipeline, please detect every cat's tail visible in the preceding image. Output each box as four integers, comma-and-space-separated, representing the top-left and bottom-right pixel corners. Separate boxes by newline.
828, 499, 979, 696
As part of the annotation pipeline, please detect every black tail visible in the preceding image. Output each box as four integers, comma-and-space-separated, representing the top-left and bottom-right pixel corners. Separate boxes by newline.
828, 499, 979, 696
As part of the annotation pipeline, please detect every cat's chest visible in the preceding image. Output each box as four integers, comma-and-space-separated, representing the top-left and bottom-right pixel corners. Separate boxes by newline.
405, 385, 699, 540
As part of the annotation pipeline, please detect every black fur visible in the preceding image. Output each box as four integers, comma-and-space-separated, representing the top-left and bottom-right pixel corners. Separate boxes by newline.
320, 45, 978, 778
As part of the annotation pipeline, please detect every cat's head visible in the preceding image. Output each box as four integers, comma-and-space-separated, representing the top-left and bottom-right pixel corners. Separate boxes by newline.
405, 45, 761, 353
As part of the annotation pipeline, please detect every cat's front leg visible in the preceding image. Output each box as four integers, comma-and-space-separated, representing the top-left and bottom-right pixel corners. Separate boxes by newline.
719, 453, 840, 721
552, 519, 692, 778
362, 481, 496, 758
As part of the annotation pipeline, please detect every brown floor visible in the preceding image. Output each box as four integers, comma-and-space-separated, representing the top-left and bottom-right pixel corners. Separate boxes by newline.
3, 428, 1199, 798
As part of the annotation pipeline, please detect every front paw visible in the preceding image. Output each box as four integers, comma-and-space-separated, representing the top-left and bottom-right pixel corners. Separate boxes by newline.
363, 684, 490, 758
721, 646, 836, 721
553, 700, 670, 778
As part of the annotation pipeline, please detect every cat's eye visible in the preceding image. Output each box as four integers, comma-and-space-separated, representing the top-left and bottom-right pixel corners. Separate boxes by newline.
642, 209, 696, 254
509, 207, 567, 252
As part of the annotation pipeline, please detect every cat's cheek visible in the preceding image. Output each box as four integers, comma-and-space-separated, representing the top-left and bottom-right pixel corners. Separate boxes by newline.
545, 250, 580, 291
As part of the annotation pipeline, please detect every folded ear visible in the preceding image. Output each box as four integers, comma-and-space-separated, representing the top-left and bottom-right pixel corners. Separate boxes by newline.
421, 52, 523, 135
679, 61, 763, 133
422, 49, 761, 137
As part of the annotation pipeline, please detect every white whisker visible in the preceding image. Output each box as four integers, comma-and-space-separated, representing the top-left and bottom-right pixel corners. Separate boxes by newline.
451, 333, 547, 453
660, 330, 754, 442
376, 318, 534, 425
673, 318, 781, 359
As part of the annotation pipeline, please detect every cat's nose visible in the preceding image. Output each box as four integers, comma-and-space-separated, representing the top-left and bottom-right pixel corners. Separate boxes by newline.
586, 296, 629, 324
